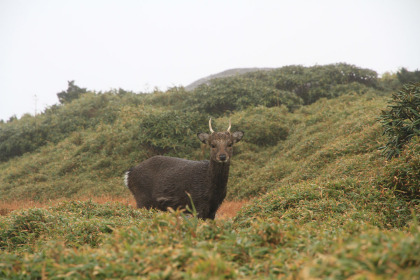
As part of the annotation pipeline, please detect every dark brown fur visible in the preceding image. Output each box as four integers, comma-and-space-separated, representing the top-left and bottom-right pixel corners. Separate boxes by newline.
125, 127, 243, 220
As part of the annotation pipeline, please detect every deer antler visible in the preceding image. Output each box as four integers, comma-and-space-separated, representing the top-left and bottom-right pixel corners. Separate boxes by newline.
227, 119, 231, 133
209, 118, 215, 133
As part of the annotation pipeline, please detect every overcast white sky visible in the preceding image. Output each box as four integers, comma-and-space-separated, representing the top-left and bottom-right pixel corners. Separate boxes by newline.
1, 0, 419, 121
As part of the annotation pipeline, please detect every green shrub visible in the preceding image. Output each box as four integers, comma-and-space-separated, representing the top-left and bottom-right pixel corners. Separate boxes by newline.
0, 92, 126, 162
302, 228, 420, 279
379, 82, 420, 159
0, 201, 153, 252
0, 200, 417, 278
270, 63, 378, 104
0, 208, 57, 250
184, 64, 378, 117
379, 71, 401, 91
380, 137, 420, 200
56, 80, 88, 104
146, 86, 190, 108
137, 110, 209, 156
234, 179, 413, 229
0, 115, 47, 162
397, 67, 420, 84
234, 106, 291, 146
187, 76, 303, 116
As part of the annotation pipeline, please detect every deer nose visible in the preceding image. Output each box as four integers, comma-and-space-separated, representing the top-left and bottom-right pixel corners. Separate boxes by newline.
219, 154, 227, 161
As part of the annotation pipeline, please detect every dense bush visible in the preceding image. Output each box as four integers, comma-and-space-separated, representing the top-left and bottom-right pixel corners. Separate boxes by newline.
397, 67, 420, 84
145, 86, 190, 108
380, 137, 420, 200
0, 115, 47, 161
186, 76, 303, 115
246, 63, 378, 104
234, 179, 413, 229
233, 106, 292, 146
1, 199, 418, 278
379, 82, 420, 159
0, 201, 151, 251
137, 110, 209, 156
0, 92, 145, 162
185, 63, 378, 116
56, 80, 88, 104
379, 71, 401, 91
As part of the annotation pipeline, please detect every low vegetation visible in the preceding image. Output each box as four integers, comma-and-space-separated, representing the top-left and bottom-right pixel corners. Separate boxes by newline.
378, 82, 420, 159
0, 64, 419, 278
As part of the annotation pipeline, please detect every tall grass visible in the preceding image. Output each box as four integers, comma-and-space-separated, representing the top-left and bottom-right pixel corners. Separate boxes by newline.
1, 200, 418, 278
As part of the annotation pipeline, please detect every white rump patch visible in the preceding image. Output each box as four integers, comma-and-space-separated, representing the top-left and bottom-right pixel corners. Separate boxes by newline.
124, 171, 130, 188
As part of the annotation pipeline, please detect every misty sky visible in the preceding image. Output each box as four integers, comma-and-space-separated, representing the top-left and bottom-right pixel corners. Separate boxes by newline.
1, 0, 420, 121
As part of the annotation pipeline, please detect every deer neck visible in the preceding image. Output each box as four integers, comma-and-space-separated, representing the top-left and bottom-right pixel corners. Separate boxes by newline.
208, 160, 230, 190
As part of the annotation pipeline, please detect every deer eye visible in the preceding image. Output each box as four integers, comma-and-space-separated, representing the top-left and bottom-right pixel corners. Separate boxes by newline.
227, 143, 233, 147
211, 144, 216, 149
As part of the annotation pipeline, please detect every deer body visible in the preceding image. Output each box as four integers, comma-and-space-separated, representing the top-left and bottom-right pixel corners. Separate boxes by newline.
125, 120, 243, 220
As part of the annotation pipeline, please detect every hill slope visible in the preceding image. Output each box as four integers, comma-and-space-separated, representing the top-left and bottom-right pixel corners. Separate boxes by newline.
0, 89, 392, 203
0, 64, 419, 278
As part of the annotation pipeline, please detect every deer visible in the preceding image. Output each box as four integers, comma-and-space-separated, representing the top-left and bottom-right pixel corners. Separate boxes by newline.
124, 119, 244, 220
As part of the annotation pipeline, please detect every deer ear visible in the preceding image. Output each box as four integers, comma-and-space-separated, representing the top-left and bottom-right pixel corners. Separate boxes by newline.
232, 131, 244, 143
197, 133, 210, 144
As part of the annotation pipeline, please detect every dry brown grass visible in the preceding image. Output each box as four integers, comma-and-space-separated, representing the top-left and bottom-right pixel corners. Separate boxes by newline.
0, 200, 48, 216
0, 197, 247, 219
216, 200, 248, 220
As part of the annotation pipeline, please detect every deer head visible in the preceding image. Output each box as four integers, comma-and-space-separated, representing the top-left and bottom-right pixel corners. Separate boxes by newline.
197, 118, 244, 163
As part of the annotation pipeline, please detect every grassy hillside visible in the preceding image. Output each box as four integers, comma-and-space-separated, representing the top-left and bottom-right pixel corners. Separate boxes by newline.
0, 64, 419, 278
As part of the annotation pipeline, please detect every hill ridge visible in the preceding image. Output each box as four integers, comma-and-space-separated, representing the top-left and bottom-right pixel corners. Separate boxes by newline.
185, 67, 275, 91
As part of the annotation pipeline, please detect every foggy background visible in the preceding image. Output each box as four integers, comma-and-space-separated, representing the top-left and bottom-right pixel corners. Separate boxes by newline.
1, 0, 419, 121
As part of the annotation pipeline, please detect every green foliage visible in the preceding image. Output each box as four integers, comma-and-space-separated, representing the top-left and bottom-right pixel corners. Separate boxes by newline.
137, 110, 209, 155
187, 75, 303, 115
270, 64, 377, 104
397, 67, 420, 84
379, 82, 420, 159
228, 93, 387, 199
235, 178, 413, 229
0, 201, 150, 252
302, 227, 420, 279
380, 71, 401, 91
0, 84, 399, 203
0, 91, 145, 162
0, 64, 381, 162
146, 86, 190, 108
233, 106, 291, 146
185, 63, 378, 117
0, 208, 57, 251
0, 201, 418, 278
380, 137, 420, 200
57, 80, 88, 104
0, 114, 47, 161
